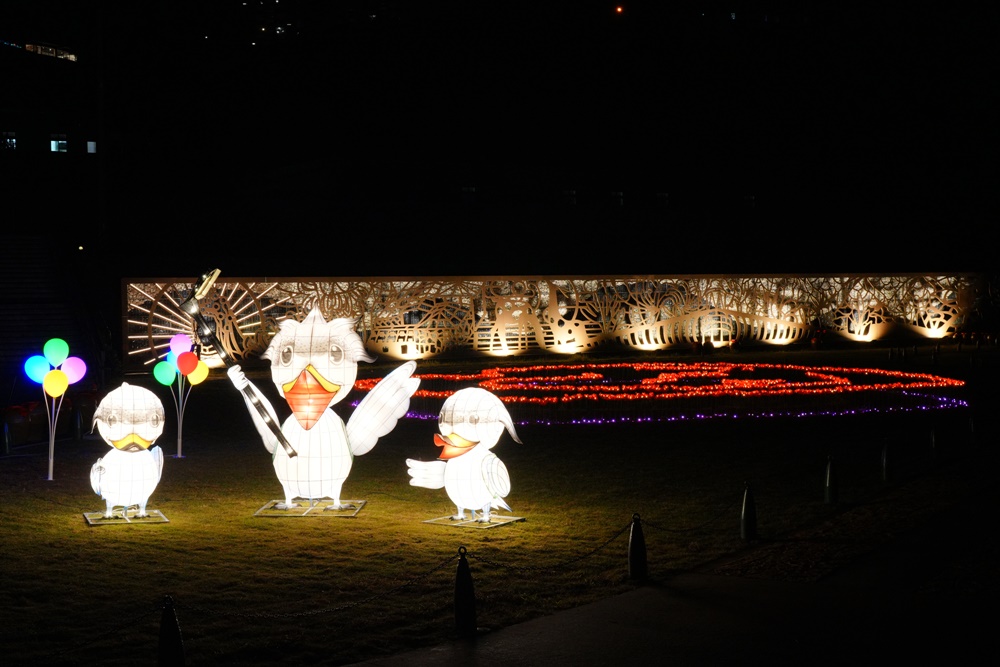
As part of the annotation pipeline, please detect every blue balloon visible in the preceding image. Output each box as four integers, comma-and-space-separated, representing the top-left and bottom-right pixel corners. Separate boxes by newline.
24, 355, 50, 384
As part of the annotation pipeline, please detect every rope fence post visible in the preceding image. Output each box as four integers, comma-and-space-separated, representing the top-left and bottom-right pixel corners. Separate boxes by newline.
628, 513, 647, 582
740, 481, 757, 542
824, 455, 838, 504
455, 546, 477, 639
157, 594, 184, 666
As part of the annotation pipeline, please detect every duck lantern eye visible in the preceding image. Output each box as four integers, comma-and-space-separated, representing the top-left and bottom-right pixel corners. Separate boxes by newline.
330, 344, 343, 364
280, 345, 293, 366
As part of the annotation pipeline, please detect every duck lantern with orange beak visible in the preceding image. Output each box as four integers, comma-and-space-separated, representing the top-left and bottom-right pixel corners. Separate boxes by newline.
407, 388, 522, 522
228, 308, 419, 510
90, 383, 165, 518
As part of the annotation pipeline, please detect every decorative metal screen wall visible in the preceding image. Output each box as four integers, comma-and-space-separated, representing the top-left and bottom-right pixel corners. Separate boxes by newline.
123, 274, 982, 371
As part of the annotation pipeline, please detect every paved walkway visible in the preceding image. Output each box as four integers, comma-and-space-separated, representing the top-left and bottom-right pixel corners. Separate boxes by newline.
345, 426, 998, 665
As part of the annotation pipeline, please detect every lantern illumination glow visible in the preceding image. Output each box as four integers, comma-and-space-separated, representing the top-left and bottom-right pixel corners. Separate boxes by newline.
407, 388, 522, 523
90, 383, 165, 518
227, 308, 420, 511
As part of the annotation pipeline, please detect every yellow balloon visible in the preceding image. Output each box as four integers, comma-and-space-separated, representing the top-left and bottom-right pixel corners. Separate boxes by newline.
43, 369, 69, 397
188, 360, 209, 385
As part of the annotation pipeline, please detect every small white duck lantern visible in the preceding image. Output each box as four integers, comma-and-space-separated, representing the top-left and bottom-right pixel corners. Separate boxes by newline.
407, 388, 522, 523
90, 383, 165, 519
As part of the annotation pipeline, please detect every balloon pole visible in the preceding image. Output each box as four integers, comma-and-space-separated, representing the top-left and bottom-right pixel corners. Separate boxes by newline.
174, 373, 188, 458
45, 393, 64, 481
153, 333, 208, 459
23, 338, 87, 481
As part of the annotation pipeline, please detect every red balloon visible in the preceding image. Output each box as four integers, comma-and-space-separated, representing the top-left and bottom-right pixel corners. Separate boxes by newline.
177, 351, 199, 375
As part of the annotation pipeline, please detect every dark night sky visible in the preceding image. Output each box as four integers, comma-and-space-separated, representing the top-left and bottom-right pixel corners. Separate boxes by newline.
5, 1, 997, 277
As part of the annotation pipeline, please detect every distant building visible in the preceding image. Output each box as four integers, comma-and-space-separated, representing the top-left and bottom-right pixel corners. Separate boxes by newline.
24, 42, 78, 61
0, 36, 101, 228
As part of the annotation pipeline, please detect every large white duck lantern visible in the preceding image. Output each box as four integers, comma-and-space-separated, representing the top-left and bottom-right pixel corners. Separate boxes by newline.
181, 271, 420, 513
226, 308, 419, 511
407, 388, 522, 523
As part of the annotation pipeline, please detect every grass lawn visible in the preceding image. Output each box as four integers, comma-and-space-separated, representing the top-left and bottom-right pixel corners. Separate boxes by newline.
0, 342, 991, 665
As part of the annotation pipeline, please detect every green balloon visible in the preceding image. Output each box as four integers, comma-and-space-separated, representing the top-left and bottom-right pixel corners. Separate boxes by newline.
153, 360, 177, 386
43, 338, 69, 367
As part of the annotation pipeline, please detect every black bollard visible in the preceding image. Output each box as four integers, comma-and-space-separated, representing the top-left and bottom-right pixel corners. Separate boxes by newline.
455, 546, 477, 639
628, 513, 648, 582
824, 455, 838, 504
157, 595, 185, 666
740, 482, 757, 542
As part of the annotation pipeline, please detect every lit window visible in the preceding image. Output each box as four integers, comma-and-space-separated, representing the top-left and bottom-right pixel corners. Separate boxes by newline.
1, 131, 14, 150
50, 134, 67, 152
87, 141, 97, 154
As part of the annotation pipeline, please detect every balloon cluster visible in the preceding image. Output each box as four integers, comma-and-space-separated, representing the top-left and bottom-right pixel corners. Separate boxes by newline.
24, 338, 87, 398
153, 333, 209, 386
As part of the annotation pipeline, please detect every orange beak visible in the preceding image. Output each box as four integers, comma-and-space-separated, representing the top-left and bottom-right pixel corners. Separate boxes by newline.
435, 432, 477, 460
111, 433, 152, 452
283, 366, 339, 430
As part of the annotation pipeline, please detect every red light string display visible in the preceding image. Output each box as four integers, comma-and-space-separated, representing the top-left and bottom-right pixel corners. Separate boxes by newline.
354, 362, 968, 425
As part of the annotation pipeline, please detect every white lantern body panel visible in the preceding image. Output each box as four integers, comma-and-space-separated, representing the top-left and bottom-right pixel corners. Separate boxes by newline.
90, 383, 166, 518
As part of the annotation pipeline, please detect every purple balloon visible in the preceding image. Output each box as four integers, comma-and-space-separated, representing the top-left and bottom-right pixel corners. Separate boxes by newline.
170, 333, 193, 356
62, 356, 87, 384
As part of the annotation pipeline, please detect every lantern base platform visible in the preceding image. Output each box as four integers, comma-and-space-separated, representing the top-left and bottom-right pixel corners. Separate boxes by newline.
422, 514, 525, 529
254, 499, 367, 517
83, 508, 169, 525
